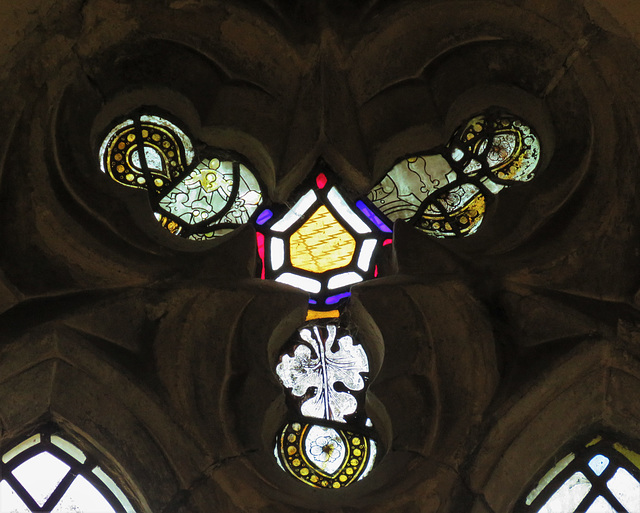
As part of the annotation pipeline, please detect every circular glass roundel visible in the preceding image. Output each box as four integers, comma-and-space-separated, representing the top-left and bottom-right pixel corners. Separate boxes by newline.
275, 422, 377, 489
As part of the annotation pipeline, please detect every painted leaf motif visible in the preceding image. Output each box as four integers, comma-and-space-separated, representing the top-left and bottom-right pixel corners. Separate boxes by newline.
276, 324, 369, 422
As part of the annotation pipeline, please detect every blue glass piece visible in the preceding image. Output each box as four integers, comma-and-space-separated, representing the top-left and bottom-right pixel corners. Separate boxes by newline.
588, 454, 609, 476
355, 200, 392, 233
325, 292, 351, 305
256, 209, 274, 225
308, 299, 317, 304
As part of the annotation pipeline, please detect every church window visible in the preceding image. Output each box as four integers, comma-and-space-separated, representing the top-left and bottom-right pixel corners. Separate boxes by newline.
517, 436, 640, 513
0, 432, 137, 512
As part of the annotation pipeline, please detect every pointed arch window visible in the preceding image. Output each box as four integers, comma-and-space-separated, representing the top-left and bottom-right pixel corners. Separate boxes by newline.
0, 432, 138, 513
517, 436, 640, 513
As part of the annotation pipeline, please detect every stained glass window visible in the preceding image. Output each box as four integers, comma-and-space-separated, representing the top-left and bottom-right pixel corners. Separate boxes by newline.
516, 436, 640, 513
255, 171, 391, 311
274, 321, 378, 489
0, 432, 137, 512
368, 110, 541, 237
99, 112, 263, 240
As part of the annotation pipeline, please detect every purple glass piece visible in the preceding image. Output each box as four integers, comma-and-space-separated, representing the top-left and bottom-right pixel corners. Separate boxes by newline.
355, 201, 392, 232
325, 292, 351, 305
309, 299, 317, 304
256, 209, 274, 225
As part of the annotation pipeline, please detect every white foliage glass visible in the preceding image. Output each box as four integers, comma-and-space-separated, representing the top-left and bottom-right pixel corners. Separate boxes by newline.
276, 324, 368, 422
607, 467, 640, 511
12, 451, 70, 507
50, 475, 116, 513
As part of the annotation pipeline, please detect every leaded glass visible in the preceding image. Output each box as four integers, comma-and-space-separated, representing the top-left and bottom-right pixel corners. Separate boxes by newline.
256, 171, 390, 311
517, 437, 640, 513
276, 323, 368, 423
99, 112, 263, 240
274, 321, 378, 489
1, 431, 137, 513
275, 422, 377, 489
368, 110, 541, 238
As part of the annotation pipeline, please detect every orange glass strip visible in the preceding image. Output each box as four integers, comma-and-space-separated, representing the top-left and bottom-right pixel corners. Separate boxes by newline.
306, 309, 340, 321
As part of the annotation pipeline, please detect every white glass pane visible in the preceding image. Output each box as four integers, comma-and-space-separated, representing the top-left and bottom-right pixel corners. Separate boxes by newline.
526, 453, 576, 505
51, 436, 86, 464
12, 451, 70, 507
2, 435, 40, 464
359, 439, 377, 481
131, 146, 163, 172
140, 114, 194, 165
275, 272, 321, 293
270, 238, 285, 271
304, 425, 346, 475
0, 480, 31, 513
588, 455, 609, 476
326, 188, 370, 234
357, 239, 377, 272
51, 475, 116, 513
537, 472, 591, 513
585, 496, 618, 513
327, 272, 363, 290
607, 467, 640, 511
92, 467, 136, 513
271, 191, 317, 232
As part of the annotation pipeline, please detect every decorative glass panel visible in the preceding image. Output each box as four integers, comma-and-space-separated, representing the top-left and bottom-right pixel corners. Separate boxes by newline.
276, 323, 368, 423
274, 321, 378, 489
99, 113, 263, 240
1, 432, 138, 513
256, 172, 389, 310
517, 437, 640, 513
275, 422, 377, 489
368, 110, 541, 238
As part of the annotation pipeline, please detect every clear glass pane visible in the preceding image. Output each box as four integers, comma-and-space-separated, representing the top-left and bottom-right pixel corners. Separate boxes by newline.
12, 451, 70, 507
1, 434, 40, 464
50, 475, 116, 513
584, 496, 618, 513
326, 188, 370, 234
607, 467, 640, 511
51, 435, 87, 464
588, 454, 609, 476
526, 453, 575, 505
327, 272, 363, 290
92, 467, 136, 513
0, 480, 31, 513
537, 471, 591, 513
275, 273, 322, 293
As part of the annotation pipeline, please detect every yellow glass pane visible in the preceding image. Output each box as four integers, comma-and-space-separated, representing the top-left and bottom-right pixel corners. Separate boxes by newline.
305, 309, 340, 321
290, 206, 355, 273
614, 442, 640, 470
